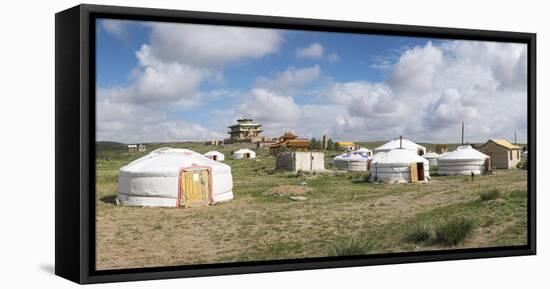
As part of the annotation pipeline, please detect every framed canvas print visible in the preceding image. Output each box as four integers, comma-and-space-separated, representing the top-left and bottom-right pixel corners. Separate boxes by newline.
55, 4, 536, 284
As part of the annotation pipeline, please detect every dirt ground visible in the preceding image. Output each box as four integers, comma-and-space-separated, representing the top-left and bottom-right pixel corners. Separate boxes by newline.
95, 143, 528, 270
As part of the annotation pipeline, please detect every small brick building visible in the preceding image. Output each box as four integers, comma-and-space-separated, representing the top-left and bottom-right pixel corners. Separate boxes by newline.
477, 139, 522, 169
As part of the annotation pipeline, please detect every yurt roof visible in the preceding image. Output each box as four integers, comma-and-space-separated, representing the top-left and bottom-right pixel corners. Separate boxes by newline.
423, 152, 440, 159
373, 148, 428, 165
371, 151, 386, 162
355, 147, 372, 153
334, 151, 369, 161
204, 150, 224, 156
234, 148, 254, 154
439, 145, 489, 161
374, 138, 425, 152
120, 148, 230, 176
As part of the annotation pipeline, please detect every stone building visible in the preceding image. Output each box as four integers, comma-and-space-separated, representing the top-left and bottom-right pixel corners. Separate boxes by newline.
477, 139, 522, 169
276, 151, 325, 172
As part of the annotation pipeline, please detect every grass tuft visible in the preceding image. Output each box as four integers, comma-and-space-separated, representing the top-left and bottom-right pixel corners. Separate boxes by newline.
479, 188, 499, 201
404, 224, 431, 243
433, 217, 474, 246
328, 237, 372, 257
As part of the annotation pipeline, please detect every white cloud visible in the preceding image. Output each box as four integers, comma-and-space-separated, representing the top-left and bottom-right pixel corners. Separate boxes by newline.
254, 65, 321, 94
387, 41, 444, 94
236, 88, 301, 129
143, 22, 283, 67
327, 53, 340, 63
97, 20, 527, 144
96, 90, 223, 143
229, 40, 527, 143
97, 21, 285, 143
320, 40, 528, 143
295, 43, 341, 63
296, 42, 324, 59
101, 19, 130, 39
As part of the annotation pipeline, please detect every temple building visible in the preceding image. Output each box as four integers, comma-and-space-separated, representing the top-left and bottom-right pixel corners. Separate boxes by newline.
226, 118, 264, 143
269, 131, 310, 155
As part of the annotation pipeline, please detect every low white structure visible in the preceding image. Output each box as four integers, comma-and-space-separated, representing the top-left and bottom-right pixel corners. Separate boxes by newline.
354, 147, 372, 157
333, 151, 370, 171
370, 149, 430, 183
232, 148, 256, 159
204, 150, 225, 161
374, 138, 427, 156
423, 152, 440, 166
127, 144, 137, 152
276, 152, 325, 172
437, 145, 490, 176
117, 148, 233, 207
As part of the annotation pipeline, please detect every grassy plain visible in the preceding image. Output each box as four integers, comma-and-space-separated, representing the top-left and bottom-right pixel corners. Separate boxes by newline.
95, 142, 528, 270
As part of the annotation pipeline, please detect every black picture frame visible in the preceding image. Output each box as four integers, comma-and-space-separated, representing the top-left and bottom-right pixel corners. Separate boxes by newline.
55, 4, 536, 284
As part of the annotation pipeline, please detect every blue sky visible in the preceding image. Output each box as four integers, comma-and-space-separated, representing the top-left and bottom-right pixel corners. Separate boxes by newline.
96, 19, 527, 144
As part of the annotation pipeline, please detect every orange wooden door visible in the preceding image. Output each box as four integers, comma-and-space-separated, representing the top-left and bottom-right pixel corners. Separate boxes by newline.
410, 163, 418, 182
180, 169, 210, 207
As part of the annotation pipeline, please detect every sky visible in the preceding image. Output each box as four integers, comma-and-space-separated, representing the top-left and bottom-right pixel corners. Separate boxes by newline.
96, 19, 528, 144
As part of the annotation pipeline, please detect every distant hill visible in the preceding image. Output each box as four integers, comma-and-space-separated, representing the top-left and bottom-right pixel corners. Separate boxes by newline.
96, 141, 125, 150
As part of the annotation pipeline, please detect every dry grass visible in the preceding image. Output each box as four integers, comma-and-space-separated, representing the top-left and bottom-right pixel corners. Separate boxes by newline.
263, 185, 314, 197
95, 142, 528, 270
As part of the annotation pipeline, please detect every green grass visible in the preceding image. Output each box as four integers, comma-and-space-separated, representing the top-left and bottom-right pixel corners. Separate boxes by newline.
94, 141, 528, 270
433, 217, 474, 246
479, 188, 500, 201
404, 224, 432, 243
328, 238, 372, 257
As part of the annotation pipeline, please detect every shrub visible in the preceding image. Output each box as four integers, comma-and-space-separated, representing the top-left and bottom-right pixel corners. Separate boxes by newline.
328, 237, 371, 257
479, 188, 499, 201
404, 224, 431, 243
434, 217, 474, 246
522, 159, 528, 170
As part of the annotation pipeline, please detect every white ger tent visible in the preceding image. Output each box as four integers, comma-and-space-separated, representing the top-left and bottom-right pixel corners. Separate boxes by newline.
232, 148, 256, 159
117, 148, 234, 207
354, 147, 372, 157
333, 151, 370, 171
204, 150, 225, 161
370, 148, 430, 183
423, 152, 440, 166
437, 145, 490, 176
374, 138, 427, 156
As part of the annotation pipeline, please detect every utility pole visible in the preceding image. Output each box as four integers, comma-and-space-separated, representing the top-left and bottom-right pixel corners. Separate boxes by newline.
461, 122, 464, 145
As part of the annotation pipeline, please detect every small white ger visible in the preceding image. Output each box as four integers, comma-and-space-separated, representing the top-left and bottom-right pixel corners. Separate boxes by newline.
117, 148, 234, 207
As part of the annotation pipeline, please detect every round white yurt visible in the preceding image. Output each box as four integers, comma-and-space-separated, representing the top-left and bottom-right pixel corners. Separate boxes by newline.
437, 145, 490, 176
117, 148, 234, 207
333, 151, 370, 171
354, 147, 372, 157
423, 152, 440, 166
232, 148, 256, 159
374, 138, 427, 156
370, 148, 430, 183
204, 150, 225, 161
